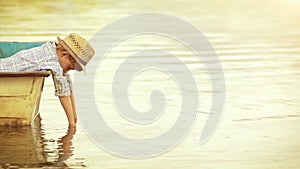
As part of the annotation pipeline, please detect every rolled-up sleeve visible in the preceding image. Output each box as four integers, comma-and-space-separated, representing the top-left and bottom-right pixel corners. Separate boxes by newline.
64, 72, 73, 93
52, 73, 72, 97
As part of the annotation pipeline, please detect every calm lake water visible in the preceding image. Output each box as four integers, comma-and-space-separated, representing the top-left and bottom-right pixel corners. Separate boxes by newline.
1, 0, 300, 168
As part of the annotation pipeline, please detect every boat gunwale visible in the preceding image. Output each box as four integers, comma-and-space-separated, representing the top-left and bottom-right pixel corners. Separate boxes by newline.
0, 72, 50, 77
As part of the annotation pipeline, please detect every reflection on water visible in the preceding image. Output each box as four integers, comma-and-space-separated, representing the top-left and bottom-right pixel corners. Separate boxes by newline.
0, 116, 45, 168
53, 126, 77, 167
0, 116, 80, 168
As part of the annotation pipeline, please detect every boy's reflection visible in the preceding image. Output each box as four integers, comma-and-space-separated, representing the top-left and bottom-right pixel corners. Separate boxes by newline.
53, 126, 76, 167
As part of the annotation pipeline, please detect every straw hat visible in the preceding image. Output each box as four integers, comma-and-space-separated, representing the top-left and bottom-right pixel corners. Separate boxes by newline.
57, 33, 95, 71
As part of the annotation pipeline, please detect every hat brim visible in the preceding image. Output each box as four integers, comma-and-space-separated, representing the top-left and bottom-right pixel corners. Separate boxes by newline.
57, 36, 84, 71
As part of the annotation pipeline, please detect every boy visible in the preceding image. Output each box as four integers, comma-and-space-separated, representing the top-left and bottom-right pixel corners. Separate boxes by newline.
0, 33, 95, 126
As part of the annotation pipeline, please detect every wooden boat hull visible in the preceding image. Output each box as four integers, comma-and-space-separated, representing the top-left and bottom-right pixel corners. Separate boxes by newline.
0, 72, 49, 125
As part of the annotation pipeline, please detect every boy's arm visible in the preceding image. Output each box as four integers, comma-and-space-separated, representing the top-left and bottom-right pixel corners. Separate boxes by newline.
59, 96, 76, 126
70, 92, 77, 124
52, 72, 77, 126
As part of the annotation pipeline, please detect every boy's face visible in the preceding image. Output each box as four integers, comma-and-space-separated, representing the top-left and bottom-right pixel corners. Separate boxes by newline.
58, 50, 76, 73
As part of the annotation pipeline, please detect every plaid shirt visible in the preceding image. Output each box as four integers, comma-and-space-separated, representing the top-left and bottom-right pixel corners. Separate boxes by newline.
0, 41, 72, 96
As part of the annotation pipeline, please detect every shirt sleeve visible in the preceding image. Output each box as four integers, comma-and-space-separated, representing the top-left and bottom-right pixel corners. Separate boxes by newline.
52, 72, 72, 97
64, 72, 73, 93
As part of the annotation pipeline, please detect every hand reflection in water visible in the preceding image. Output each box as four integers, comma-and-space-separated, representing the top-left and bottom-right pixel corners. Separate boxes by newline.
53, 126, 76, 167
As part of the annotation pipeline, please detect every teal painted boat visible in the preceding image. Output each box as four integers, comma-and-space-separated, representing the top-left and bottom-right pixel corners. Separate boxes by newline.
0, 42, 44, 59
0, 42, 50, 125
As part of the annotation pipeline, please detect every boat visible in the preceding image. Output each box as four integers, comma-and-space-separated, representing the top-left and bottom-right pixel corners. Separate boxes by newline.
0, 42, 50, 126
